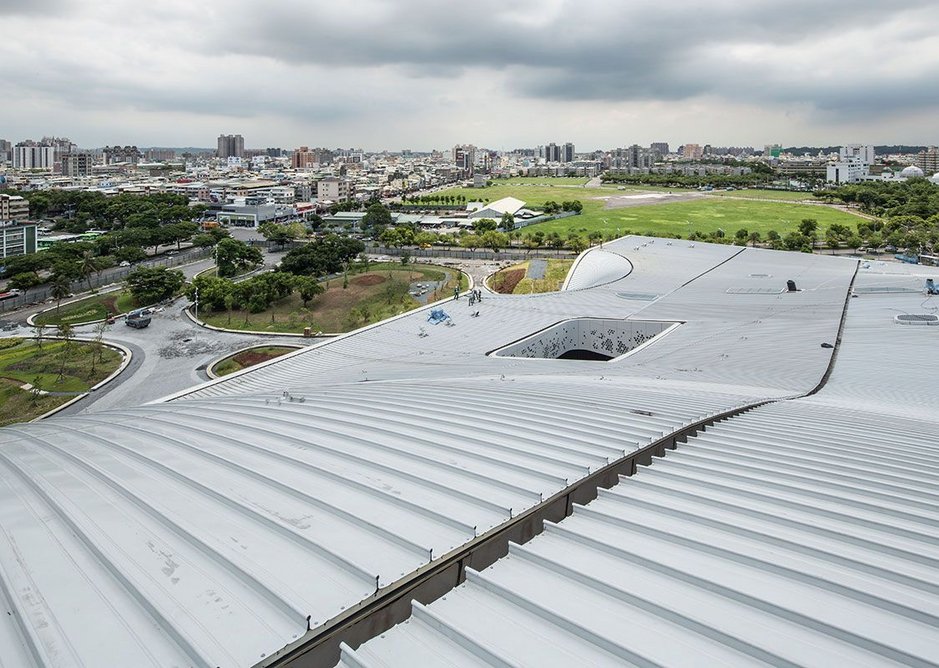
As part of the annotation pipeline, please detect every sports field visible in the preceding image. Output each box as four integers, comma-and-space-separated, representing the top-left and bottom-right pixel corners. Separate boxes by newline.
435, 179, 862, 238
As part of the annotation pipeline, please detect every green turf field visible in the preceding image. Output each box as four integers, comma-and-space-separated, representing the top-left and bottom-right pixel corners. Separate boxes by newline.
435, 181, 861, 239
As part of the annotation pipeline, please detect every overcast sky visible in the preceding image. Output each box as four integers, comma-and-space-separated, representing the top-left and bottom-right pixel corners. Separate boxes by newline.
2, 0, 938, 151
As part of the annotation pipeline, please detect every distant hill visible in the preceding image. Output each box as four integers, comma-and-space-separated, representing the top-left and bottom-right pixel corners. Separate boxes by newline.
783, 145, 929, 155
139, 147, 214, 152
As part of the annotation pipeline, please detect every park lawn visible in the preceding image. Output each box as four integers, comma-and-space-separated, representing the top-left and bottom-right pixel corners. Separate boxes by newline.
708, 189, 818, 202
491, 259, 575, 294
494, 176, 589, 186
0, 337, 122, 426
34, 290, 136, 327
436, 180, 863, 240
201, 263, 463, 334
517, 259, 575, 293
524, 197, 865, 238
212, 346, 299, 377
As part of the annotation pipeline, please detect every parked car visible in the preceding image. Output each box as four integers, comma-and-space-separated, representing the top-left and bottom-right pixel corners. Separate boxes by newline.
119, 260, 131, 267
125, 309, 152, 329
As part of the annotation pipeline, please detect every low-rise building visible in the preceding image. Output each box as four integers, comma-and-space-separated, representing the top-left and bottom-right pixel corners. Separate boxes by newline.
317, 177, 354, 202
0, 220, 38, 259
0, 193, 29, 222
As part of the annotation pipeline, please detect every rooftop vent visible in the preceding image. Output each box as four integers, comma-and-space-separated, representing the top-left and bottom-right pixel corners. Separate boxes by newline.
894, 314, 939, 326
491, 318, 680, 362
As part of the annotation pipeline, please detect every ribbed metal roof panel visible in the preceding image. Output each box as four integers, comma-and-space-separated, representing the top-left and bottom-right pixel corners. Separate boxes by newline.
0, 238, 862, 667
340, 261, 939, 667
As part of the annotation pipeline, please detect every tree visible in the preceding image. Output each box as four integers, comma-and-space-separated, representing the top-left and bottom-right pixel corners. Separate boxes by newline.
566, 235, 588, 254
90, 320, 107, 375
50, 274, 72, 313
480, 231, 508, 252
279, 235, 364, 277
232, 272, 295, 313
294, 275, 325, 307
845, 234, 863, 254
215, 238, 263, 277
0, 252, 47, 280
735, 228, 749, 244
748, 231, 762, 247
798, 218, 819, 248
8, 272, 42, 291
361, 203, 393, 234
258, 222, 296, 249
56, 322, 74, 381
186, 275, 234, 311
164, 222, 199, 250
192, 233, 217, 248
79, 250, 101, 291
472, 218, 498, 234
307, 213, 325, 232
34, 323, 47, 351
499, 212, 515, 232
379, 227, 401, 248
459, 234, 481, 252
126, 266, 185, 305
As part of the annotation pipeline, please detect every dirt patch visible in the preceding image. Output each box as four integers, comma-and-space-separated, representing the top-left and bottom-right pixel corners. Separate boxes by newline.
233, 350, 282, 367
492, 268, 526, 294
594, 192, 703, 210
351, 274, 387, 287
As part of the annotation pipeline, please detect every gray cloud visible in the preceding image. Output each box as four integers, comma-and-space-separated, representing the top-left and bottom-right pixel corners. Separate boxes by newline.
1, 0, 938, 147
205, 0, 939, 115
0, 0, 65, 15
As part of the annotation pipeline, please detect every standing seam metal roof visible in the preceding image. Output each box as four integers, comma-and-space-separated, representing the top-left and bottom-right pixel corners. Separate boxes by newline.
339, 262, 939, 668
0, 237, 862, 667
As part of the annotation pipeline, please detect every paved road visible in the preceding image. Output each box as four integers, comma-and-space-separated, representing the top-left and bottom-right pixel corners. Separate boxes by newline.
0, 252, 529, 416
64, 303, 313, 413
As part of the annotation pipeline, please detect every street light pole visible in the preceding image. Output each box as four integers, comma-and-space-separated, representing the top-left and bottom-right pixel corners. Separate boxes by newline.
194, 287, 199, 321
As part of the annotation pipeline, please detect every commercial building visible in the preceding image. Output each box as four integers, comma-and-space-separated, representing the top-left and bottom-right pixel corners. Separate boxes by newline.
916, 146, 939, 175
0, 220, 37, 258
61, 152, 92, 177
452, 144, 476, 176
610, 144, 654, 171
840, 144, 875, 164
13, 142, 55, 170
681, 143, 703, 160
217, 133, 245, 159
544, 142, 561, 163
291, 146, 317, 169
102, 145, 141, 165
778, 158, 827, 180
650, 141, 669, 156
0, 193, 29, 221
316, 176, 354, 201
561, 142, 575, 163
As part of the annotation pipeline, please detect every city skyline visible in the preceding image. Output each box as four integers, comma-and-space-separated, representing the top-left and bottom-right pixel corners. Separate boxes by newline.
2, 1, 938, 149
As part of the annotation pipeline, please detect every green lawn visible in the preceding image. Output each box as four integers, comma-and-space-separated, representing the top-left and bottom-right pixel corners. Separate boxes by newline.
708, 189, 818, 202
491, 259, 575, 294
524, 197, 865, 238
211, 346, 299, 376
0, 337, 122, 426
201, 263, 464, 334
34, 290, 136, 327
435, 181, 863, 239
